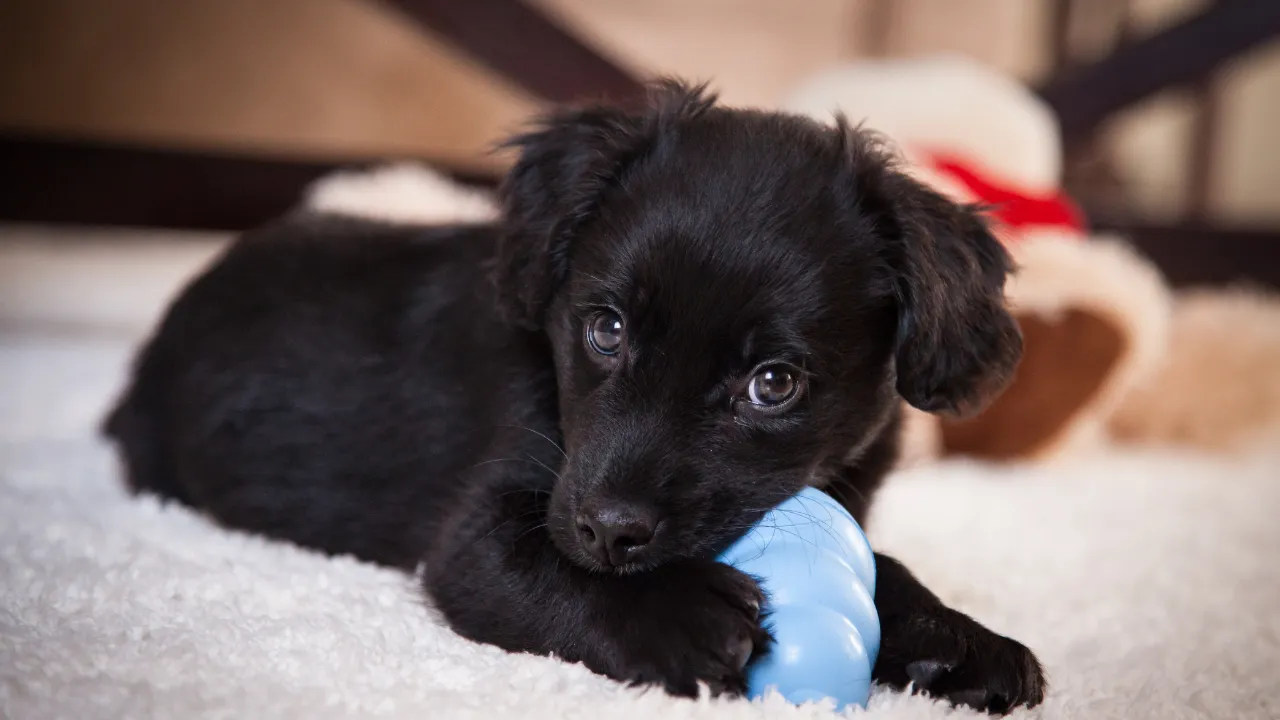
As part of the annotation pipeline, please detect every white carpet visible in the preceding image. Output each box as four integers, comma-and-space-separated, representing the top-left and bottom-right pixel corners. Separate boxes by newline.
2, 219, 1279, 720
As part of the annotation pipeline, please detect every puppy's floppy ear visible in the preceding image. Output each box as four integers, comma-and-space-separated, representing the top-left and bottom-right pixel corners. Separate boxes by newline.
492, 106, 641, 329
843, 126, 1022, 417
492, 80, 718, 329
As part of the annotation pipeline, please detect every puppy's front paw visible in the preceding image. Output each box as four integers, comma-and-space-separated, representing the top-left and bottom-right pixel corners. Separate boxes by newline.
596, 561, 771, 697
877, 607, 1045, 714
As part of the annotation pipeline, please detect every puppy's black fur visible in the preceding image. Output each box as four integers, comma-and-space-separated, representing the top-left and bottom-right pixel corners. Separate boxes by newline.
105, 82, 1043, 713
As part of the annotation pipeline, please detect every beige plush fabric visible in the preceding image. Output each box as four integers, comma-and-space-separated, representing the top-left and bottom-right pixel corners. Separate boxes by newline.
1110, 287, 1280, 451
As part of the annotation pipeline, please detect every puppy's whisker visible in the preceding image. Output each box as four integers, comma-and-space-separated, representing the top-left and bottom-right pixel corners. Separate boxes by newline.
474, 509, 547, 544
765, 507, 850, 557
494, 488, 552, 499
825, 482, 867, 510
510, 522, 549, 548
754, 522, 824, 553
497, 424, 569, 460
469, 458, 563, 482
718, 509, 838, 563
572, 270, 607, 285
522, 453, 564, 481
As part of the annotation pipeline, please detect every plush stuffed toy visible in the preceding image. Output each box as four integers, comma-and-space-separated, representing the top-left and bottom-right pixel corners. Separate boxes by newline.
784, 56, 1173, 463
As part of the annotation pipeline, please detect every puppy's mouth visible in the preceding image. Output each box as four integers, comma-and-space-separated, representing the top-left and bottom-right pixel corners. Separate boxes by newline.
585, 555, 658, 576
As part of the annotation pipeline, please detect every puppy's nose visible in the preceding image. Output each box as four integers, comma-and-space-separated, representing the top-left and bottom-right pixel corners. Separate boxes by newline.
575, 502, 659, 567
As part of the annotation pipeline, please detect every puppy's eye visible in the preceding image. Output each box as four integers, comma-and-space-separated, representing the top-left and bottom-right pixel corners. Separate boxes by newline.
586, 311, 625, 356
747, 365, 801, 407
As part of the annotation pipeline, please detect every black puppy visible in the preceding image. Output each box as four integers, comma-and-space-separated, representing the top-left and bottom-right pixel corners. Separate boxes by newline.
104, 82, 1043, 713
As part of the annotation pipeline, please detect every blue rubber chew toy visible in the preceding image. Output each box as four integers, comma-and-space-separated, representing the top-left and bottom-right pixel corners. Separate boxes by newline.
716, 487, 879, 710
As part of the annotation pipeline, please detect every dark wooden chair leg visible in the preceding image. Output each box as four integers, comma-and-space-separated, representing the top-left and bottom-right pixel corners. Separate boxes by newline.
1037, 0, 1280, 144
379, 0, 646, 106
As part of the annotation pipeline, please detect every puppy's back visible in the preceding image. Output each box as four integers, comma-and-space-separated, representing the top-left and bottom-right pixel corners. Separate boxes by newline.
103, 213, 503, 566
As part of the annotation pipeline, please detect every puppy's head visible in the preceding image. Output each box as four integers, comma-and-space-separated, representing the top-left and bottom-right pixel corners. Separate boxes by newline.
493, 81, 1021, 573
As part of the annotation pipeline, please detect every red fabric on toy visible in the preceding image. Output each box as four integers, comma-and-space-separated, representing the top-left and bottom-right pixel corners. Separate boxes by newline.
915, 150, 1086, 239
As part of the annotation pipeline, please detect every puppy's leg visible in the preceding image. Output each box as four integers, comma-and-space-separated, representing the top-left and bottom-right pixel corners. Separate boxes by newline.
421, 458, 771, 696
871, 554, 1045, 714
828, 452, 1044, 714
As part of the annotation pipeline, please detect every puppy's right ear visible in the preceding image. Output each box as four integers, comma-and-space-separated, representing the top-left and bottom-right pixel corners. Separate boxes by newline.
490, 106, 643, 329
492, 80, 718, 329
837, 123, 1022, 418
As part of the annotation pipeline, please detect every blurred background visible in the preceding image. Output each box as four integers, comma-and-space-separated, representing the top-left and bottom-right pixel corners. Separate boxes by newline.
0, 0, 1277, 426
1, 0, 1278, 243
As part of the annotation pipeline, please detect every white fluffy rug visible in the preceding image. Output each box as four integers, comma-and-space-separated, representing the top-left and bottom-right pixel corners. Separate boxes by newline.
3, 331, 1278, 720
2, 169, 1278, 719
